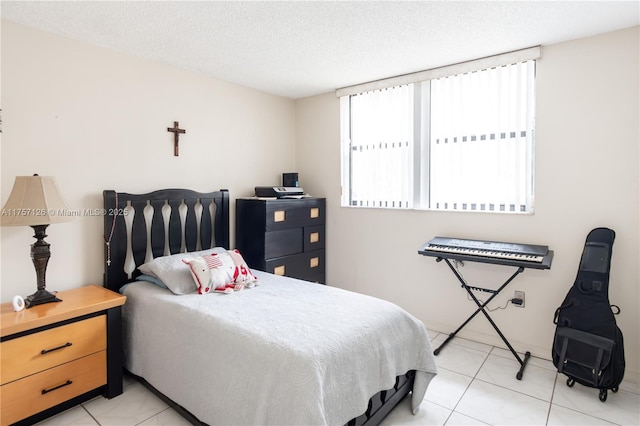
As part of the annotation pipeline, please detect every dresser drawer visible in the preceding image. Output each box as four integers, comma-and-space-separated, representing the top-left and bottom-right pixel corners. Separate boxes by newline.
1, 315, 106, 385
265, 199, 325, 231
1, 351, 106, 425
266, 250, 325, 282
265, 228, 303, 259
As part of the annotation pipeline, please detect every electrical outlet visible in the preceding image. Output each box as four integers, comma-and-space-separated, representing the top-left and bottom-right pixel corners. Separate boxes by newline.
513, 290, 525, 308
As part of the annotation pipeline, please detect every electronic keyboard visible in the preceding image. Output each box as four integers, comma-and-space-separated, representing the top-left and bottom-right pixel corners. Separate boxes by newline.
418, 236, 553, 269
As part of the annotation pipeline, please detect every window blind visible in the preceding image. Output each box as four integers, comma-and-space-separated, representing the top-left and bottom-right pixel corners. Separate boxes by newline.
429, 60, 535, 212
340, 49, 538, 213
347, 85, 413, 208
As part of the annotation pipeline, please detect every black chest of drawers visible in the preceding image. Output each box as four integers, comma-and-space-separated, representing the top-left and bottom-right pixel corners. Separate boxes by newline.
236, 197, 325, 283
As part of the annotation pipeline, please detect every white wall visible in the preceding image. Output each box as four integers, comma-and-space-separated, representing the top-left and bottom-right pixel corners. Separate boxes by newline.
1, 21, 296, 300
295, 27, 640, 379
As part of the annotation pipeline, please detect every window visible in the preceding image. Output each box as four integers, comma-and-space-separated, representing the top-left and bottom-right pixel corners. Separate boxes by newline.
339, 49, 538, 213
342, 85, 413, 208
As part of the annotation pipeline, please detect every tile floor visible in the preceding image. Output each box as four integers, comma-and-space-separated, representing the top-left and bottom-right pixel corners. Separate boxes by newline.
37, 330, 639, 426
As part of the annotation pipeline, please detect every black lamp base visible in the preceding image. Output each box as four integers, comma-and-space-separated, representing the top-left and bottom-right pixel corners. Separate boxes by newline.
25, 289, 62, 308
25, 224, 62, 308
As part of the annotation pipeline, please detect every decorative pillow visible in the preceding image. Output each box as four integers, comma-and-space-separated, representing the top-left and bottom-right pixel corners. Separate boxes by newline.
182, 256, 230, 294
227, 249, 258, 285
182, 249, 258, 295
137, 247, 226, 294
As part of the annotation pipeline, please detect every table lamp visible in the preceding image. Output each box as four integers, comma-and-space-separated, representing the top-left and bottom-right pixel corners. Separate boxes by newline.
1, 175, 73, 307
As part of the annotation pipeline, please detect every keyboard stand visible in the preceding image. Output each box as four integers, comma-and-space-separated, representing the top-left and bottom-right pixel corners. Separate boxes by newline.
433, 257, 531, 380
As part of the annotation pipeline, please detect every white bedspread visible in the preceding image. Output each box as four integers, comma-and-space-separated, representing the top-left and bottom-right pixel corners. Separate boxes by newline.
122, 271, 437, 425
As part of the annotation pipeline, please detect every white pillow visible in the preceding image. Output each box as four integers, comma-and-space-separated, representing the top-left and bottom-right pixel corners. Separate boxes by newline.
138, 247, 226, 294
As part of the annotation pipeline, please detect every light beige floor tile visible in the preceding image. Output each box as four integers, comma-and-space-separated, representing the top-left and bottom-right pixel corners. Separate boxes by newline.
423, 367, 473, 410
551, 375, 640, 425
35, 406, 98, 426
83, 382, 168, 426
455, 380, 550, 425
427, 329, 442, 340
430, 335, 490, 378
138, 407, 193, 425
618, 377, 640, 395
490, 347, 557, 372
547, 404, 617, 425
445, 411, 489, 425
380, 398, 451, 426
476, 353, 557, 401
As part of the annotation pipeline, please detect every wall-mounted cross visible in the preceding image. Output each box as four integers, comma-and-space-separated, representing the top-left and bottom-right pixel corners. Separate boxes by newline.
167, 121, 186, 156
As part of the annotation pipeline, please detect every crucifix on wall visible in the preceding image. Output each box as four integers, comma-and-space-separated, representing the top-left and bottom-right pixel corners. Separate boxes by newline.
167, 121, 186, 156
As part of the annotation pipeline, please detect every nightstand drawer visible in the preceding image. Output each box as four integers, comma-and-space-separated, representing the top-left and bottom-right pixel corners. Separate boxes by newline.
1, 315, 106, 385
1, 351, 107, 425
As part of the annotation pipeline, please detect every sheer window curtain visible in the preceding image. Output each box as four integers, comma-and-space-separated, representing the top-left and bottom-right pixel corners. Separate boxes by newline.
343, 85, 414, 208
428, 61, 535, 212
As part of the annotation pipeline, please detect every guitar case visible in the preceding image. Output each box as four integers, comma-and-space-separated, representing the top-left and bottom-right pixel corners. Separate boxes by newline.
552, 227, 625, 402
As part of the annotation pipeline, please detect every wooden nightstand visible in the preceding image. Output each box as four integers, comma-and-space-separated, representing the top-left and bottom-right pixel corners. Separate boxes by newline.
0, 285, 126, 426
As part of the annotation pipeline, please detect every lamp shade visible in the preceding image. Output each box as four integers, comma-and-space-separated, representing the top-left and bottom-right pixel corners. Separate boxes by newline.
1, 175, 72, 226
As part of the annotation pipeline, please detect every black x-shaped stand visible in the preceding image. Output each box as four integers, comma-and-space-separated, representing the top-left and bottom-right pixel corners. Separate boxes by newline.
433, 257, 531, 380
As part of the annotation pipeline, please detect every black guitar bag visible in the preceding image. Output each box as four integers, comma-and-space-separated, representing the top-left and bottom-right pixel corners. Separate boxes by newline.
552, 227, 625, 402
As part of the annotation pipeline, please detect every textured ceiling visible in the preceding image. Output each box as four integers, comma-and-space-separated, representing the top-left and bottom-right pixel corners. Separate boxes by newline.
2, 1, 638, 99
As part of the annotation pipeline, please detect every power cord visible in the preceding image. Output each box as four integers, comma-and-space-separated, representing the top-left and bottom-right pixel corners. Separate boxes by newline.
454, 260, 520, 311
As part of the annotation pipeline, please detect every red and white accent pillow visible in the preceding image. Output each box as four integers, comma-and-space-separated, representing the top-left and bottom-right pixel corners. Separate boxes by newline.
182, 249, 257, 294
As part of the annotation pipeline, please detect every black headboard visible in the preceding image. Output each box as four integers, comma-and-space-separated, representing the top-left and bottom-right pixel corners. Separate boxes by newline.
103, 188, 230, 292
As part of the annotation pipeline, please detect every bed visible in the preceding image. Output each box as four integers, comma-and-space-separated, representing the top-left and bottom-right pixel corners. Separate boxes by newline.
102, 188, 437, 425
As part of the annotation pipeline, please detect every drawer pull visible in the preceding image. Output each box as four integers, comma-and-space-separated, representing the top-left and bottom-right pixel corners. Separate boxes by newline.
309, 232, 319, 243
310, 257, 319, 268
310, 208, 319, 219
274, 210, 285, 222
41, 342, 72, 355
42, 380, 73, 395
274, 265, 286, 276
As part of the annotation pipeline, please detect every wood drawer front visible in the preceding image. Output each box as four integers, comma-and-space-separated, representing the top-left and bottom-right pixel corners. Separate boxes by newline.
265, 200, 325, 231
1, 351, 106, 426
266, 250, 325, 282
1, 315, 106, 385
264, 228, 303, 259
